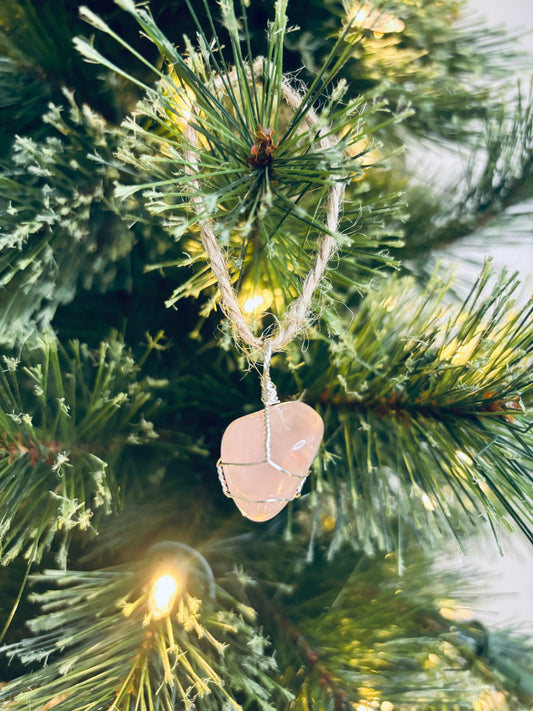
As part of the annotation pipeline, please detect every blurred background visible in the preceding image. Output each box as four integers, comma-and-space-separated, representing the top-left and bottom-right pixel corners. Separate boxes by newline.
437, 0, 533, 634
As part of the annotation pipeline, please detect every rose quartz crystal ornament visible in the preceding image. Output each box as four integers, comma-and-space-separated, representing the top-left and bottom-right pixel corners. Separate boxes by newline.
218, 401, 324, 521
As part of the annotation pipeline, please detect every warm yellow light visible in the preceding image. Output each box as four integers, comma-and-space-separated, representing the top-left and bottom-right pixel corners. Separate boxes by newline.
440, 332, 483, 366
164, 72, 197, 129
148, 573, 180, 619
349, 2, 405, 33
381, 702, 394, 711
240, 285, 279, 317
456, 450, 474, 467
474, 690, 507, 711
421, 492, 436, 512
380, 295, 398, 312
243, 294, 265, 314
439, 605, 472, 622
424, 653, 440, 668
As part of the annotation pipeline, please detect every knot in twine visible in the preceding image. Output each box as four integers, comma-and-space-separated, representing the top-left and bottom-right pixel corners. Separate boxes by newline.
183, 58, 345, 362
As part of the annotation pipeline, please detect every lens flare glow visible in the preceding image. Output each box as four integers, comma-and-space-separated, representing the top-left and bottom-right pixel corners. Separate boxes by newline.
243, 294, 265, 314
349, 2, 405, 33
148, 573, 180, 619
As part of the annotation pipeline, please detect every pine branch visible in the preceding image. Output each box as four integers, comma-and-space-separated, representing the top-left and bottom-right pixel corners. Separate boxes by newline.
400, 88, 533, 261
0, 0, 77, 154
0, 2, 531, 710
269, 550, 532, 709
0, 57, 52, 155
0, 545, 286, 711
277, 263, 533, 553
0, 0, 144, 143
404, 192, 533, 296
76, 0, 405, 325
0, 333, 163, 567
0, 92, 139, 345
288, 0, 528, 143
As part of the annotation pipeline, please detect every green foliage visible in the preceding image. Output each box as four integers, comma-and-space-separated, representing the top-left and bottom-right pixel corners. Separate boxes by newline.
287, 264, 533, 553
0, 91, 141, 345
0, 0, 140, 150
0, 56, 52, 155
402, 87, 533, 261
0, 333, 162, 566
76, 0, 405, 324
0, 547, 285, 711
271, 551, 532, 709
288, 0, 525, 142
0, 0, 532, 708
3, 542, 531, 710
0, 0, 76, 153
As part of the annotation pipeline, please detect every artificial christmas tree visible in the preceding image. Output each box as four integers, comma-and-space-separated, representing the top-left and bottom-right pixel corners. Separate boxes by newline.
0, 0, 532, 708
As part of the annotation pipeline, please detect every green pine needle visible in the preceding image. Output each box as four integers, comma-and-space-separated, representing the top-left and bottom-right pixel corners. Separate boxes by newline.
293, 263, 533, 553
0, 333, 163, 566
0, 92, 136, 345
402, 87, 533, 261
77, 0, 406, 323
272, 550, 533, 709
0, 546, 284, 711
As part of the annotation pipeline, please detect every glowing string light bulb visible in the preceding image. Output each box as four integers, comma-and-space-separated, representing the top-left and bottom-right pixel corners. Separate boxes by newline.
349, 2, 405, 34
243, 293, 265, 314
239, 287, 276, 318
148, 572, 181, 619
145, 541, 216, 622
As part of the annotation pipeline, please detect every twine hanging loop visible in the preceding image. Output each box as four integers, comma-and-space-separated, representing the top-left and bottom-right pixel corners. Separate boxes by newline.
184, 58, 345, 360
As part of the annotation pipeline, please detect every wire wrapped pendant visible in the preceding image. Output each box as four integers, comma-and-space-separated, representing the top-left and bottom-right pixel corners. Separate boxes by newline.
217, 344, 324, 521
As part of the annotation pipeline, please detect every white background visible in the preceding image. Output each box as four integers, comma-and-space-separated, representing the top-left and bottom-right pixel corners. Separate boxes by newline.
472, 0, 533, 32
443, 0, 533, 633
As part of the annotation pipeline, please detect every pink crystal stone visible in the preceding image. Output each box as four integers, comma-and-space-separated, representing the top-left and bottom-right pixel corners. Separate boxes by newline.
219, 401, 324, 522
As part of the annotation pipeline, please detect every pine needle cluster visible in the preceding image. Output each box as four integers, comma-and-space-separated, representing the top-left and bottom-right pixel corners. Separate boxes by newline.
0, 0, 532, 708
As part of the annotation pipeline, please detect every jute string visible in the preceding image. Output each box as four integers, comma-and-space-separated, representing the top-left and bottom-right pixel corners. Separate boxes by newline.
184, 58, 344, 357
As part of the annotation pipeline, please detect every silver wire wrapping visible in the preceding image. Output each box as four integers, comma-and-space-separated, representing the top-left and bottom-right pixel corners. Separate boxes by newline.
217, 341, 309, 505
260, 340, 280, 407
